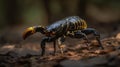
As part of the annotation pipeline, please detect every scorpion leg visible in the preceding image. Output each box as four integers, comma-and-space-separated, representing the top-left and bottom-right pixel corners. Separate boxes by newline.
77, 32, 90, 47
95, 34, 104, 49
81, 28, 104, 49
93, 32, 104, 49
41, 37, 49, 56
67, 31, 90, 47
58, 36, 65, 54
41, 37, 59, 56
53, 40, 56, 55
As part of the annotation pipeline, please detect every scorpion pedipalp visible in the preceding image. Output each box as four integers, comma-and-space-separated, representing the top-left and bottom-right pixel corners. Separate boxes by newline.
23, 26, 46, 40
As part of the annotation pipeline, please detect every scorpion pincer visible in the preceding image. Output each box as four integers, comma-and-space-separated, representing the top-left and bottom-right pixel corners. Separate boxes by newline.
23, 16, 104, 56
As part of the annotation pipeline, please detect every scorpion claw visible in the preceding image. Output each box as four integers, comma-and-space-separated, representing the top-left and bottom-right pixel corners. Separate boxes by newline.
23, 26, 46, 40
23, 27, 35, 40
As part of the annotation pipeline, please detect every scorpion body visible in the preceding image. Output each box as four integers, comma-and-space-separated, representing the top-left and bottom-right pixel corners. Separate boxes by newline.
23, 16, 104, 56
46, 16, 87, 32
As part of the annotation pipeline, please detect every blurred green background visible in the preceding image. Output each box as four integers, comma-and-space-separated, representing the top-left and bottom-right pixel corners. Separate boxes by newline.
0, 0, 120, 44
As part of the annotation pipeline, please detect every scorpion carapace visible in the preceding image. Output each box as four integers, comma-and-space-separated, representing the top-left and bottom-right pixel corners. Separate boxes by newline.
23, 16, 104, 56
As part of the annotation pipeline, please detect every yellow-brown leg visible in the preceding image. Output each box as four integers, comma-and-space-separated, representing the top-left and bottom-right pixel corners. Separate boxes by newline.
58, 36, 65, 54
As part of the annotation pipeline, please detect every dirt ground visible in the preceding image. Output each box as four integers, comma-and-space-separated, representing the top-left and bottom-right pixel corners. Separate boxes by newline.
0, 32, 120, 67
0, 23, 120, 67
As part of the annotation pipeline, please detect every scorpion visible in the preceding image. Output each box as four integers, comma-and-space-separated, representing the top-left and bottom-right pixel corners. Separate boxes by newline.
23, 16, 104, 56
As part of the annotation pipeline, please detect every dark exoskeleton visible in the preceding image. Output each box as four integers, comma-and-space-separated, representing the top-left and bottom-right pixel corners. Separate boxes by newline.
23, 16, 104, 56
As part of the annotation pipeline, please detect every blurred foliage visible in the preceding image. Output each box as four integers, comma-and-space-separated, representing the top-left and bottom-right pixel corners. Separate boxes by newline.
0, 0, 120, 29
89, 0, 120, 9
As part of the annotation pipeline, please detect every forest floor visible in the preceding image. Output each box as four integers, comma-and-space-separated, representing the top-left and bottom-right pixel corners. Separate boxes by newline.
0, 23, 120, 67
0, 32, 120, 67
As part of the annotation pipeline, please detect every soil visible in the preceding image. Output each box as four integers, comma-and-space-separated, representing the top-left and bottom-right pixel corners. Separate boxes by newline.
0, 33, 120, 67
0, 23, 120, 67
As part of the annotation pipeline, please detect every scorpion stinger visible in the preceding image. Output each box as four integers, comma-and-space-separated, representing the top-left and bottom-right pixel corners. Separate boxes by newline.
23, 26, 47, 40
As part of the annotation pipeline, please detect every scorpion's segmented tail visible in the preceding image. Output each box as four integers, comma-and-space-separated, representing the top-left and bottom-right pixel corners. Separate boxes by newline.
23, 26, 46, 40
